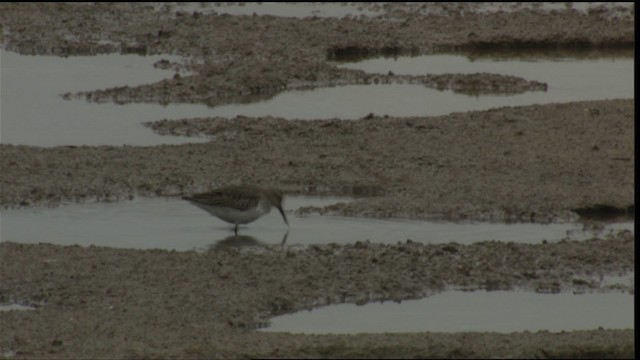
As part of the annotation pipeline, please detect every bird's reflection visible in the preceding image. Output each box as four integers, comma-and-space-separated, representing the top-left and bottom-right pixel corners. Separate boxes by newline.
209, 230, 289, 252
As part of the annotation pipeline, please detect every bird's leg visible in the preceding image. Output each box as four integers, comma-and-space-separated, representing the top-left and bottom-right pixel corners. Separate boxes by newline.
234, 224, 239, 235
280, 229, 289, 252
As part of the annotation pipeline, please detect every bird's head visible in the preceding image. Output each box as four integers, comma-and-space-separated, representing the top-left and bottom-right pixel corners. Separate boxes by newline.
265, 188, 288, 226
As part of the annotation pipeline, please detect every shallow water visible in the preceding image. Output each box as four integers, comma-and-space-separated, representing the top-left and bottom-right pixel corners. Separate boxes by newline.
1, 47, 633, 147
0, 5, 634, 346
260, 289, 634, 334
0, 197, 633, 251
336, 52, 633, 108
167, 49, 633, 120
0, 304, 35, 312
0, 48, 210, 146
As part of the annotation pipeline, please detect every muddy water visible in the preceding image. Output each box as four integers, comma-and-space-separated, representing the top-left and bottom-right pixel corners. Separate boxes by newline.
0, 304, 35, 312
261, 289, 634, 334
0, 48, 208, 146
175, 51, 633, 120
0, 197, 633, 251
1, 48, 632, 146
0, 4, 634, 358
0, 304, 34, 311
336, 51, 633, 109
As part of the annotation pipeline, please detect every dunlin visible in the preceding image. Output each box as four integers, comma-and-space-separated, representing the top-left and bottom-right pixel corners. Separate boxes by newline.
183, 185, 288, 234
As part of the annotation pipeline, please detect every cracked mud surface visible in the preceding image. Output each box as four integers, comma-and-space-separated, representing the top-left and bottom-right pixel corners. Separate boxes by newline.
0, 2, 635, 359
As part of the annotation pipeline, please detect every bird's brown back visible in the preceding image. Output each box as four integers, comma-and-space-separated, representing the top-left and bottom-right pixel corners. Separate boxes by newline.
183, 185, 263, 211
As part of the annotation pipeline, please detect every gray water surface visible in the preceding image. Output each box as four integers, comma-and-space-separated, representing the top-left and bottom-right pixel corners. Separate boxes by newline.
0, 48, 211, 146
1, 5, 633, 339
1, 48, 632, 147
180, 50, 633, 119
0, 304, 35, 312
260, 290, 634, 334
337, 52, 633, 107
0, 197, 633, 251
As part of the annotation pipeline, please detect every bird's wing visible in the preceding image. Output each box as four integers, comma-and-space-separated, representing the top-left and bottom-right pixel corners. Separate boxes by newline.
186, 186, 260, 211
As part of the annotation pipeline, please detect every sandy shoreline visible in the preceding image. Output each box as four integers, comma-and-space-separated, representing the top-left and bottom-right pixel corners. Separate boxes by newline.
0, 2, 635, 358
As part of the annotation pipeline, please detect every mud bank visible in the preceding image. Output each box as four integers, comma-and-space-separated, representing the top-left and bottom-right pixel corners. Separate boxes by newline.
1, 99, 633, 222
71, 72, 548, 107
0, 3, 633, 107
0, 2, 635, 359
0, 229, 634, 358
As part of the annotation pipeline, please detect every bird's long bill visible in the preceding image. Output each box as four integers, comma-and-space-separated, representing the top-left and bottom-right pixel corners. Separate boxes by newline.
277, 205, 289, 226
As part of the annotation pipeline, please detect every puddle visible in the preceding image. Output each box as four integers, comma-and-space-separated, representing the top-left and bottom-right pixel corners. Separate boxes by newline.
154, 50, 632, 120
0, 197, 633, 251
0, 196, 350, 251
336, 52, 633, 110
1, 47, 632, 147
181, 49, 632, 120
0, 303, 35, 312
0, 48, 209, 146
600, 272, 635, 289
260, 290, 634, 334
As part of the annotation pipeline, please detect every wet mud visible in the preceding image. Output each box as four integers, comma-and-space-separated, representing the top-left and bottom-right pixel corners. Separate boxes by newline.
0, 3, 632, 106
0, 2, 635, 359
1, 99, 633, 223
0, 230, 634, 358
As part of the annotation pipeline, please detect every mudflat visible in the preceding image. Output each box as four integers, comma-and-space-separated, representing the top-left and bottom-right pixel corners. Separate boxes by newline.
0, 3, 634, 359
